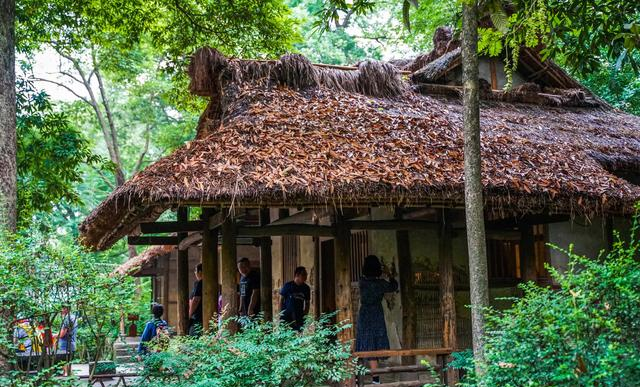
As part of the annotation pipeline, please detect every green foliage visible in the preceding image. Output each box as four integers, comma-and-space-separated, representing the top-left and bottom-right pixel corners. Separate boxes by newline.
0, 228, 136, 380
569, 50, 640, 115
137, 315, 361, 387
443, 213, 640, 386
16, 75, 101, 225
289, 0, 381, 65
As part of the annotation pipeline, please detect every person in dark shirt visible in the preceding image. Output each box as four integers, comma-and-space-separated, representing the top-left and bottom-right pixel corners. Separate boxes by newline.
356, 255, 398, 384
188, 264, 203, 336
280, 266, 311, 331
237, 257, 260, 317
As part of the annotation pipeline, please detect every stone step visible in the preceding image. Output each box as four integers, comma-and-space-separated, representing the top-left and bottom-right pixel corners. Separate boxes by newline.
115, 355, 137, 364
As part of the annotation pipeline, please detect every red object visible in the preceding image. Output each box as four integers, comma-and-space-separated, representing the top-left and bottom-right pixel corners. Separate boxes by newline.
128, 322, 137, 337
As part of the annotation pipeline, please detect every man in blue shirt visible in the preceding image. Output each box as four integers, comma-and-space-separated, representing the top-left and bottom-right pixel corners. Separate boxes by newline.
280, 266, 311, 331
138, 303, 168, 354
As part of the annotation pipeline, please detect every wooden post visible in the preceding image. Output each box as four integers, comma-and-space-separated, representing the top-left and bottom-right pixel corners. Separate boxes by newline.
396, 229, 416, 365
439, 209, 457, 386
313, 234, 321, 318
520, 223, 537, 281
176, 207, 190, 335
201, 208, 219, 332
220, 208, 238, 333
333, 212, 353, 344
259, 208, 273, 321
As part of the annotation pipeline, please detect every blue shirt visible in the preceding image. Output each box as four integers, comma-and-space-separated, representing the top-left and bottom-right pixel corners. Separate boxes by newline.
280, 281, 310, 329
138, 318, 168, 354
59, 314, 77, 352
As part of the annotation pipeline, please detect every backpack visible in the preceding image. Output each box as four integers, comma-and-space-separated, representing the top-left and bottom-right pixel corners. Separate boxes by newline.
150, 319, 169, 352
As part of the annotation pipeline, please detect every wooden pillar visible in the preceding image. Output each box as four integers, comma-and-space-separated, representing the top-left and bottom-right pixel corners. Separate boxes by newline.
176, 207, 190, 335
520, 223, 537, 281
397, 229, 416, 364
313, 235, 321, 318
333, 212, 353, 344
259, 208, 273, 321
162, 253, 170, 312
201, 208, 219, 332
220, 208, 238, 333
439, 209, 457, 385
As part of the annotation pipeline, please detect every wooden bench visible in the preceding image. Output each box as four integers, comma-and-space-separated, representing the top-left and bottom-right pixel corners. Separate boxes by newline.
353, 348, 454, 387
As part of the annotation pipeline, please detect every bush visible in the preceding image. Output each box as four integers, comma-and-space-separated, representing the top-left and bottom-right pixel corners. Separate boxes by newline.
0, 229, 136, 383
464, 216, 640, 386
137, 315, 361, 387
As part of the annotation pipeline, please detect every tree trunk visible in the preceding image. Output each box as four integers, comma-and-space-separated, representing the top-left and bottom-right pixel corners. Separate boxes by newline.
462, 0, 490, 371
0, 0, 16, 233
0, 0, 15, 372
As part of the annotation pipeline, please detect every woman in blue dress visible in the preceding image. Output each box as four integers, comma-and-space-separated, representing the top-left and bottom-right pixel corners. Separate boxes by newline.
356, 255, 398, 384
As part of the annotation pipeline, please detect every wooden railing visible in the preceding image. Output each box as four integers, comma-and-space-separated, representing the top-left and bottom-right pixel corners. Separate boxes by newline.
353, 348, 454, 387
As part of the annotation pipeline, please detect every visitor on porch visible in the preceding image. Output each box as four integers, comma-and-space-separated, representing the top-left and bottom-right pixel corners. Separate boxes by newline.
237, 257, 260, 318
280, 266, 311, 331
138, 303, 168, 354
188, 264, 203, 336
356, 255, 398, 384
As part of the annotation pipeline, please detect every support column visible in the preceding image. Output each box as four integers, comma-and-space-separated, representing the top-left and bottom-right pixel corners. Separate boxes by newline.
520, 223, 537, 281
439, 209, 457, 386
397, 229, 416, 364
201, 208, 219, 332
334, 212, 353, 344
259, 208, 273, 321
176, 207, 190, 335
221, 208, 238, 333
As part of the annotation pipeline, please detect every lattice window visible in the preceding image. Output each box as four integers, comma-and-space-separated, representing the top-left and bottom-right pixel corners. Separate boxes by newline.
350, 231, 369, 283
487, 239, 520, 281
282, 235, 299, 283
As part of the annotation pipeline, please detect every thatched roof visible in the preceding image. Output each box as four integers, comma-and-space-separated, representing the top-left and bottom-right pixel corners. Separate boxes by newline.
79, 39, 640, 251
113, 245, 173, 276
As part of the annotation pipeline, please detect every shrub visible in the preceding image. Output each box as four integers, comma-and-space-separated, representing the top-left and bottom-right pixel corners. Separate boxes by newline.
137, 315, 361, 387
453, 215, 640, 386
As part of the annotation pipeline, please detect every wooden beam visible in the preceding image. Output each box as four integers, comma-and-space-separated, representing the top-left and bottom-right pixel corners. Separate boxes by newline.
485, 214, 569, 230
347, 220, 438, 230
237, 224, 335, 237
176, 207, 190, 336
334, 212, 353, 345
201, 209, 219, 332
178, 232, 203, 250
396, 226, 416, 365
268, 208, 329, 226
220, 208, 238, 333
127, 236, 180, 246
354, 348, 453, 358
140, 220, 204, 234
438, 209, 457, 386
259, 208, 273, 321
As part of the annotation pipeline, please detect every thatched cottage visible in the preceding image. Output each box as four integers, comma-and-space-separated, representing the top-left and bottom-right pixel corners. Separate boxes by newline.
81, 28, 639, 384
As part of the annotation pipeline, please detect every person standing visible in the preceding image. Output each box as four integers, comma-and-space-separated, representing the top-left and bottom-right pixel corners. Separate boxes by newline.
56, 305, 78, 376
188, 264, 203, 336
356, 255, 398, 384
280, 266, 311, 331
138, 303, 168, 355
237, 258, 260, 318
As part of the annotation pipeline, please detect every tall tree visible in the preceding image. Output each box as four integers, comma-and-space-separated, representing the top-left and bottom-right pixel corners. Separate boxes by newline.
0, 0, 16, 233
461, 0, 490, 369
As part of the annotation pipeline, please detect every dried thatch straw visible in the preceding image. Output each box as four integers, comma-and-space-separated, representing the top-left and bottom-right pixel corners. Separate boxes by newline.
188, 48, 407, 99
